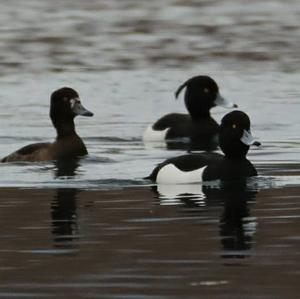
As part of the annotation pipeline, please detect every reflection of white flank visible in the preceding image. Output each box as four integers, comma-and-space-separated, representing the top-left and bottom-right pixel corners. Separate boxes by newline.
143, 125, 169, 142
157, 164, 207, 184
157, 183, 204, 199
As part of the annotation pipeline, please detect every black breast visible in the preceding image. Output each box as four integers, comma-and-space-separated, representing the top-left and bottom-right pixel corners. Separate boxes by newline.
203, 158, 257, 182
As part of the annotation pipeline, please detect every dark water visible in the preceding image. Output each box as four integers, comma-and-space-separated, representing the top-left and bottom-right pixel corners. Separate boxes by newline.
0, 0, 300, 298
0, 185, 300, 299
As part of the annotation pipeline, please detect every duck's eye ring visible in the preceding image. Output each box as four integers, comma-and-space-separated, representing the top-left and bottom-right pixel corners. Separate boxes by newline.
204, 88, 209, 93
232, 124, 237, 129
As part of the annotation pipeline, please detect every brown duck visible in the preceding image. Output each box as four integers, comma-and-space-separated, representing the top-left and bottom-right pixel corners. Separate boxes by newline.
1, 87, 93, 162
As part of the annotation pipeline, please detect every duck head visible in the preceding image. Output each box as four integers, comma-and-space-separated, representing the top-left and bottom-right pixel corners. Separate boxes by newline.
175, 75, 237, 119
219, 110, 260, 159
50, 87, 93, 136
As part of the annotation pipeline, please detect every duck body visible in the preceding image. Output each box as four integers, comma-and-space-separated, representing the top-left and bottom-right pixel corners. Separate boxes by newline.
152, 113, 219, 140
1, 87, 93, 163
147, 111, 260, 184
147, 152, 222, 183
143, 76, 237, 148
2, 134, 87, 162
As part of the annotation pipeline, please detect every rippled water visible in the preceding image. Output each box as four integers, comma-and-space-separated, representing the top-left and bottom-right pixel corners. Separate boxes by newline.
0, 0, 300, 298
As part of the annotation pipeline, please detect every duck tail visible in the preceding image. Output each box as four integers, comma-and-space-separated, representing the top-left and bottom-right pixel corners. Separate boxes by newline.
143, 172, 156, 181
143, 164, 162, 181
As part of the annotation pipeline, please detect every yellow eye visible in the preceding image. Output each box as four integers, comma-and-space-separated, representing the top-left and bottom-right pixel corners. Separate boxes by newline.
232, 124, 237, 129
204, 88, 209, 93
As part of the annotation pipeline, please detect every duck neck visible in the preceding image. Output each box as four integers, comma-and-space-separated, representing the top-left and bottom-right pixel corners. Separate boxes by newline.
224, 154, 247, 161
54, 119, 77, 139
185, 90, 213, 120
190, 110, 211, 120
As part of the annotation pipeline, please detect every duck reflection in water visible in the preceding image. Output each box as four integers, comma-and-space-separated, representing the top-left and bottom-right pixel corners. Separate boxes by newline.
145, 135, 219, 152
54, 156, 81, 178
153, 179, 258, 258
203, 180, 258, 258
165, 136, 219, 152
51, 158, 81, 248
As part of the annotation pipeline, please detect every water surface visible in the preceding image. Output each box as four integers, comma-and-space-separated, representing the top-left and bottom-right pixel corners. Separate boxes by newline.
0, 0, 300, 298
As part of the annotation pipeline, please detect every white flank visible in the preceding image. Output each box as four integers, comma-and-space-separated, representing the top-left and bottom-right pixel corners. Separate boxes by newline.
143, 125, 169, 142
156, 164, 207, 184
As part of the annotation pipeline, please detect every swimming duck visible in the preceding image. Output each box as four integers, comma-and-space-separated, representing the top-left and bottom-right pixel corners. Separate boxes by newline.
143, 75, 237, 148
1, 87, 93, 162
147, 111, 260, 184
